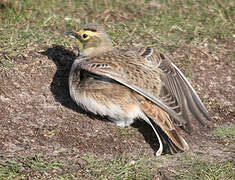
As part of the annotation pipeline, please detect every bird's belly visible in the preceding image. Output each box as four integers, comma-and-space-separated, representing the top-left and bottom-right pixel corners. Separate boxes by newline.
70, 79, 145, 127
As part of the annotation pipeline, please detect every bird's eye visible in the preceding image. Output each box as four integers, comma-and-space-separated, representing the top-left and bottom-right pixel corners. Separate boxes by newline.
82, 34, 88, 39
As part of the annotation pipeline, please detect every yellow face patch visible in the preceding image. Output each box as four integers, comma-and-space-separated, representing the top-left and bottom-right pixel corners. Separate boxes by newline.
77, 30, 97, 38
75, 30, 97, 50
75, 38, 83, 50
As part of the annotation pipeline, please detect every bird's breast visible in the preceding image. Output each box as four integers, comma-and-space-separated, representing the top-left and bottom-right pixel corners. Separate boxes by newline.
69, 71, 145, 126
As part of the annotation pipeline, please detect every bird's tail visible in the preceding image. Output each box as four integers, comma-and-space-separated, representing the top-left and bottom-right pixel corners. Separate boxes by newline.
141, 100, 189, 155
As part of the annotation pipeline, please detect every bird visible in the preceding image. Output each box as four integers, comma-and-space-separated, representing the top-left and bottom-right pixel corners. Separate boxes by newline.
66, 23, 211, 156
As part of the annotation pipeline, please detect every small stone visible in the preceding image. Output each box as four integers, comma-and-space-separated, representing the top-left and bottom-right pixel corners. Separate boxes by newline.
0, 95, 9, 102
130, 160, 136, 165
226, 76, 232, 82
65, 17, 72, 21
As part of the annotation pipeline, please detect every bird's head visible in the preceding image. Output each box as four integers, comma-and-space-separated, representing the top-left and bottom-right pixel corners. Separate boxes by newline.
67, 23, 113, 57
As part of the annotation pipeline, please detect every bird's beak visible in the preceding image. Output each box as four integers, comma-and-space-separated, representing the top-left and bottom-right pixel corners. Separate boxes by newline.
66, 31, 80, 39
66, 31, 83, 51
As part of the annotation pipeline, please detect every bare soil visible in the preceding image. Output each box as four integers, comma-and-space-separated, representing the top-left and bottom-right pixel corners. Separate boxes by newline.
0, 43, 234, 176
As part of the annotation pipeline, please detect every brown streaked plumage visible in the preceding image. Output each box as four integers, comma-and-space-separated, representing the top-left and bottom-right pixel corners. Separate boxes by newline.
67, 23, 211, 156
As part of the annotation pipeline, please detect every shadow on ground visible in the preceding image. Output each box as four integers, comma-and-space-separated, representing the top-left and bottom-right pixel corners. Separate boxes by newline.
41, 45, 79, 111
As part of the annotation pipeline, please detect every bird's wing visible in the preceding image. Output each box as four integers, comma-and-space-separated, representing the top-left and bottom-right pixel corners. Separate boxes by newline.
140, 98, 189, 153
79, 47, 211, 130
134, 47, 211, 129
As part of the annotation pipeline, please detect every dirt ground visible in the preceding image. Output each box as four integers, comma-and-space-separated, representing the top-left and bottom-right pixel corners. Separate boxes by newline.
0, 42, 234, 177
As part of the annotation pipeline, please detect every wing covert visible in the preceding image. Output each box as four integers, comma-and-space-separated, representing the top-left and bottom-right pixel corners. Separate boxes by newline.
78, 47, 211, 130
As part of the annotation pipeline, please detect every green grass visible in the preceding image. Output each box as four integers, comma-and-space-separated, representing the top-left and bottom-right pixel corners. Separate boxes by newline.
175, 158, 234, 180
1, 0, 233, 78
0, 0, 234, 54
212, 123, 235, 144
0, 155, 65, 179
77, 155, 157, 179
0, 154, 158, 179
0, 58, 13, 69
1, 154, 233, 179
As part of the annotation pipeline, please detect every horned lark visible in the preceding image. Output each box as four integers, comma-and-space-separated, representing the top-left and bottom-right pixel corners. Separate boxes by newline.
67, 23, 211, 156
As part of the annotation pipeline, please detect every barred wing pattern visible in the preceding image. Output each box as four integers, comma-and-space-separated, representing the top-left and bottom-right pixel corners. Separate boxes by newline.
80, 47, 210, 130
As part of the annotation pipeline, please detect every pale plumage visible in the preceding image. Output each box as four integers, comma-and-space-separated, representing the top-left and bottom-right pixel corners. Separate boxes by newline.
67, 23, 211, 155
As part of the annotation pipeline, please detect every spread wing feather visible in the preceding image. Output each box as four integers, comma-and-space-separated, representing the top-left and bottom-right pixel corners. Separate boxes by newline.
137, 46, 211, 125
81, 61, 186, 124
79, 47, 211, 130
